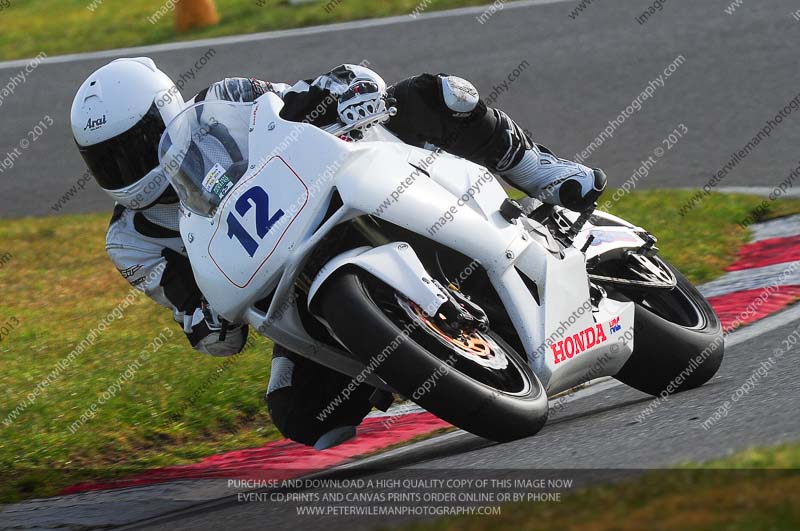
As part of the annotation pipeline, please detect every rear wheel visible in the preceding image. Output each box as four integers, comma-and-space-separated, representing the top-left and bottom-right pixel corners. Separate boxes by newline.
317, 269, 549, 442
609, 261, 725, 396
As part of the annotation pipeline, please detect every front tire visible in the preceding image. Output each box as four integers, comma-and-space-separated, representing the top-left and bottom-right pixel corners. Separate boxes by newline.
317, 270, 549, 442
613, 263, 724, 396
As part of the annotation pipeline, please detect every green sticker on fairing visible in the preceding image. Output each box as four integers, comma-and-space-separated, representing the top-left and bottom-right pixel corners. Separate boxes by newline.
202, 163, 234, 199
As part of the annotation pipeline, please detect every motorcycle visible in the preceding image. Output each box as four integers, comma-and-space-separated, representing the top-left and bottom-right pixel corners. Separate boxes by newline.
157, 93, 723, 443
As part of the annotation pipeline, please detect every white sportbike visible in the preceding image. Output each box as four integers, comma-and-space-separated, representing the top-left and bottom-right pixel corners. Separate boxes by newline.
158, 93, 723, 442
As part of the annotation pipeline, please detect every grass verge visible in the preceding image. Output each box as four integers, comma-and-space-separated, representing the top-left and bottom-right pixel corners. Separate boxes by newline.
601, 190, 800, 284
0, 190, 798, 503
404, 443, 800, 531
0, 212, 280, 502
0, 0, 491, 62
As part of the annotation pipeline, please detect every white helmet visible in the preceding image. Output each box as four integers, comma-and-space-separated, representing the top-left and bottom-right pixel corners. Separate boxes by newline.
71, 57, 185, 210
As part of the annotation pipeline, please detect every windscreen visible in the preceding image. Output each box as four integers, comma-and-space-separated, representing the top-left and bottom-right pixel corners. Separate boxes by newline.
158, 100, 252, 217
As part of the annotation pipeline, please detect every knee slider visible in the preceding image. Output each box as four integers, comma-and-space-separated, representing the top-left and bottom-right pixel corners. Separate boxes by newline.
439, 75, 480, 116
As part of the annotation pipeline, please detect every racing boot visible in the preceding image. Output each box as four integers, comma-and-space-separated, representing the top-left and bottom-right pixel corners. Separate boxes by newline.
488, 109, 607, 212
500, 142, 607, 212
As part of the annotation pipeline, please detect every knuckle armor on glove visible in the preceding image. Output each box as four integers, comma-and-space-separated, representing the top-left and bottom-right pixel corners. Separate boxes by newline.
337, 80, 386, 126
439, 75, 480, 117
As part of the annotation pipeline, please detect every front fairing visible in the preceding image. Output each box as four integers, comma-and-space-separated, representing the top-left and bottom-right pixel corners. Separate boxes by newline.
163, 93, 354, 320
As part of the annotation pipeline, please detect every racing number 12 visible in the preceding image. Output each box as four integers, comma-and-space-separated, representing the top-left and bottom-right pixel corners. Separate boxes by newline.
226, 186, 285, 257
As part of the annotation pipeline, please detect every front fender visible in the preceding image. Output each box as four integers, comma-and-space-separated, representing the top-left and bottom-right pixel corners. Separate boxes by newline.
307, 242, 446, 317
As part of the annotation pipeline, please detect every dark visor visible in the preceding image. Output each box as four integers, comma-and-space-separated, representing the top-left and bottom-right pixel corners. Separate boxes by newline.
76, 101, 166, 191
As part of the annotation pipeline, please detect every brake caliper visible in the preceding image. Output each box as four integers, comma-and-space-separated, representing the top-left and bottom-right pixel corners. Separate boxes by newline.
429, 279, 489, 336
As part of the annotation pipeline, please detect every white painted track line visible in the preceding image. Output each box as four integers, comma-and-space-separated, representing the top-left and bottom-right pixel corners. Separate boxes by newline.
0, 0, 573, 70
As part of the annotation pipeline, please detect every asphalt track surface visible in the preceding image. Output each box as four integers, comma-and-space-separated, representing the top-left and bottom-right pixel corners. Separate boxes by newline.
2, 0, 800, 218
2, 1, 799, 529
123, 306, 800, 530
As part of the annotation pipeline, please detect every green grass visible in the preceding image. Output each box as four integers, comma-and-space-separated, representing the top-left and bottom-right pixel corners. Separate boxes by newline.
0, 213, 281, 502
0, 190, 798, 503
0, 0, 492, 62
600, 189, 800, 284
404, 444, 800, 531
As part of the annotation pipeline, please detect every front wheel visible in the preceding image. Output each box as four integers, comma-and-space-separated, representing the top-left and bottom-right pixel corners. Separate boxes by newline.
316, 270, 549, 442
611, 261, 725, 396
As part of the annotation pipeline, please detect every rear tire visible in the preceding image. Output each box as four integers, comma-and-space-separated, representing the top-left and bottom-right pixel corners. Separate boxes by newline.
317, 270, 549, 442
613, 264, 724, 396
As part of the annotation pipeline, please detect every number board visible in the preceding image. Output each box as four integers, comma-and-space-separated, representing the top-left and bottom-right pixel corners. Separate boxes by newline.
209, 156, 309, 288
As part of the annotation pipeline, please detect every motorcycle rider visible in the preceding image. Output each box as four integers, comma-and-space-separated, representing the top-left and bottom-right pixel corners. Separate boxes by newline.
70, 57, 605, 450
